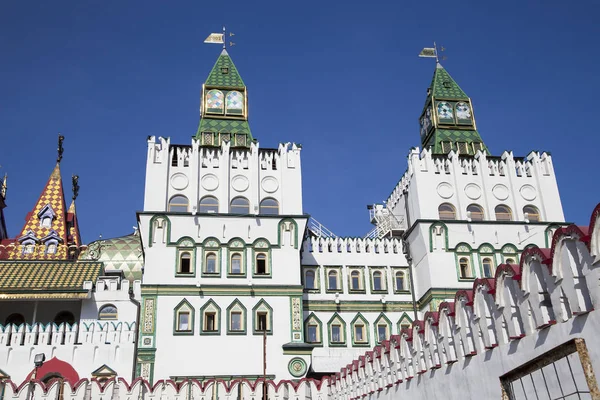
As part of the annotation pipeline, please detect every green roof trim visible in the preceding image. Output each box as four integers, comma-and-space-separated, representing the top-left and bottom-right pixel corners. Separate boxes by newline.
425, 129, 488, 155
205, 49, 245, 88
196, 118, 252, 136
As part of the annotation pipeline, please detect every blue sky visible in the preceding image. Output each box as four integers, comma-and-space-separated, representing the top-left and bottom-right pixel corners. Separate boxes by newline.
1, 1, 598, 243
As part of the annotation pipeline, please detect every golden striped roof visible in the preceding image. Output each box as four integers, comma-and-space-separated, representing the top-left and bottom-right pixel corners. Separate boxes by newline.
0, 261, 103, 299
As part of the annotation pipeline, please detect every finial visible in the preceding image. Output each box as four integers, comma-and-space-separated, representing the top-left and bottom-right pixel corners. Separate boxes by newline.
72, 174, 80, 201
0, 174, 6, 200
418, 42, 447, 63
57, 134, 65, 163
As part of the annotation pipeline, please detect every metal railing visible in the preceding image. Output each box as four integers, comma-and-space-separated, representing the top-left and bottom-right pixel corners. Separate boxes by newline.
307, 217, 337, 238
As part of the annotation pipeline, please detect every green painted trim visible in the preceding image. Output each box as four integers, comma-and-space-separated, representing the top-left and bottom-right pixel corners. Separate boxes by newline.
327, 313, 347, 347
397, 312, 414, 334
226, 246, 246, 277
347, 267, 366, 292
304, 312, 323, 346
302, 266, 321, 292
454, 243, 475, 281
374, 312, 392, 343
226, 298, 247, 335
290, 296, 303, 342
141, 285, 303, 296
350, 313, 370, 347
544, 224, 563, 248
324, 266, 343, 293
304, 300, 413, 312
173, 298, 195, 335
251, 239, 272, 278
175, 246, 197, 278
148, 215, 171, 247
288, 357, 307, 378
199, 299, 221, 335
369, 267, 388, 293
391, 267, 410, 294
428, 222, 449, 252
283, 349, 313, 355
252, 299, 273, 336
201, 237, 222, 277
477, 251, 496, 279
278, 218, 300, 249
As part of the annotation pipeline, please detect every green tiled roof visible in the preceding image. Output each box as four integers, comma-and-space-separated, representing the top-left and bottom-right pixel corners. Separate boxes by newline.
80, 233, 143, 282
426, 129, 488, 154
205, 49, 245, 88
196, 118, 252, 136
430, 63, 468, 99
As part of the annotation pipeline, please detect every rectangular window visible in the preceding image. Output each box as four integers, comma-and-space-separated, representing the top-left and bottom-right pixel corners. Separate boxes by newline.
257, 312, 268, 331
256, 254, 267, 275
231, 256, 242, 274
231, 312, 242, 331
177, 312, 190, 332
378, 325, 388, 342
331, 325, 342, 343
355, 325, 365, 342
307, 324, 318, 343
328, 273, 338, 290
204, 313, 216, 332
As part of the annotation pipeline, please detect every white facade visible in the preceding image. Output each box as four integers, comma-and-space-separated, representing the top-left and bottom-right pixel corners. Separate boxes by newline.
0, 278, 140, 383
137, 136, 309, 381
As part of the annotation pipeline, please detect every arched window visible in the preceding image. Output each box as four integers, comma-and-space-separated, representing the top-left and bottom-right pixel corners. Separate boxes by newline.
46, 242, 57, 254
230, 197, 249, 214
505, 258, 515, 265
328, 270, 338, 290
459, 257, 471, 279
467, 204, 484, 221
54, 311, 75, 326
523, 205, 541, 222
225, 91, 244, 115
23, 243, 35, 254
372, 271, 383, 291
305, 270, 315, 289
230, 253, 242, 274
41, 217, 52, 228
495, 205, 512, 221
259, 198, 279, 215
305, 315, 321, 344
206, 89, 224, 113
482, 257, 494, 278
168, 195, 189, 212
350, 270, 361, 290
98, 305, 118, 320
205, 252, 217, 274
395, 271, 405, 291
438, 203, 456, 220
5, 313, 25, 326
199, 196, 219, 213
179, 252, 192, 274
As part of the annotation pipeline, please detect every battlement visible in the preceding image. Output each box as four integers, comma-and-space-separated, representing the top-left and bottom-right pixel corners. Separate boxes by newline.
383, 147, 563, 224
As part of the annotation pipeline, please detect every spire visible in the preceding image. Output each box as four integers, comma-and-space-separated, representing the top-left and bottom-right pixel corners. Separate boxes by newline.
195, 50, 254, 147
0, 174, 7, 240
67, 175, 82, 247
419, 64, 488, 155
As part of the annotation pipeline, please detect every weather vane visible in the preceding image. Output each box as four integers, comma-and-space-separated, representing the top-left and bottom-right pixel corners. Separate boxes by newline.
72, 174, 80, 201
204, 26, 236, 49
57, 134, 65, 163
418, 42, 447, 63
1, 173, 6, 200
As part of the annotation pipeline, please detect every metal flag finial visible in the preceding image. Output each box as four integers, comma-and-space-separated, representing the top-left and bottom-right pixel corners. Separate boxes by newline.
418, 42, 447, 63
57, 134, 65, 164
204, 27, 236, 49
72, 174, 80, 201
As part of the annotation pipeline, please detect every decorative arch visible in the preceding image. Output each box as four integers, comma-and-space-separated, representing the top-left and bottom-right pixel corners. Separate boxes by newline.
201, 237, 221, 277
455, 243, 474, 280
252, 239, 271, 277
252, 299, 273, 335
350, 313, 370, 347
429, 222, 448, 251
173, 298, 194, 334
149, 215, 171, 247
226, 299, 247, 334
397, 313, 413, 334
304, 313, 323, 345
200, 299, 221, 335
374, 313, 392, 343
278, 219, 299, 249
519, 249, 556, 329
168, 195, 189, 213
327, 313, 347, 346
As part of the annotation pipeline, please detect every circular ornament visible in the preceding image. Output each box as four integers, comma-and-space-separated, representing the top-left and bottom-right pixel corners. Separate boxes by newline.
437, 182, 454, 199
231, 175, 249, 192
170, 173, 189, 190
261, 177, 279, 193
492, 184, 510, 201
288, 357, 307, 377
201, 174, 219, 191
520, 185, 537, 201
464, 183, 482, 200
